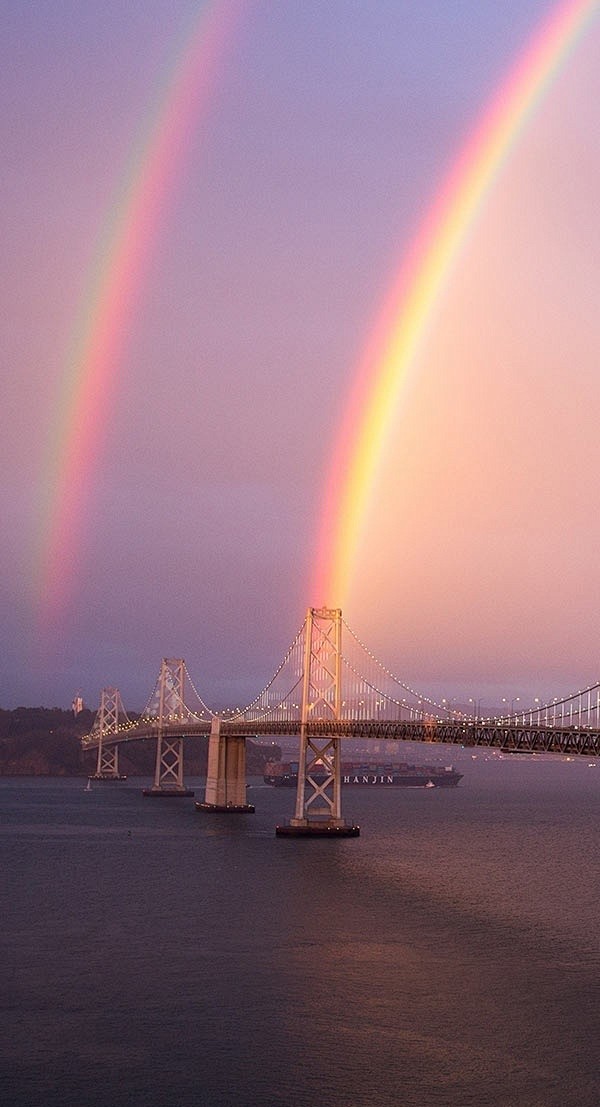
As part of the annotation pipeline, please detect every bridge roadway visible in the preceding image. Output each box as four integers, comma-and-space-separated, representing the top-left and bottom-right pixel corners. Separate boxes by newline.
83, 718, 600, 757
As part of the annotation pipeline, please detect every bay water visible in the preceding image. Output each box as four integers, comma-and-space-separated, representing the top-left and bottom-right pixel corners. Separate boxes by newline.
1, 750, 598, 1106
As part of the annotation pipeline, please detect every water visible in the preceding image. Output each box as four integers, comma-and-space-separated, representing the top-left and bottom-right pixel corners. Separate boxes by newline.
1, 753, 598, 1107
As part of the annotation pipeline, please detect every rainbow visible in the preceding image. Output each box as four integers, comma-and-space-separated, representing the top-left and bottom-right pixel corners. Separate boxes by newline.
36, 1, 245, 621
313, 0, 599, 608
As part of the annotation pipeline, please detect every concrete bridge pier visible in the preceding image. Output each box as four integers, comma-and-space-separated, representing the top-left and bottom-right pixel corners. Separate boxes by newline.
142, 732, 194, 797
195, 717, 255, 813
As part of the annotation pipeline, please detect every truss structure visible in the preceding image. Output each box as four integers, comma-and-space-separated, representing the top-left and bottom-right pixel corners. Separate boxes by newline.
291, 607, 347, 827
151, 659, 189, 792
90, 687, 127, 778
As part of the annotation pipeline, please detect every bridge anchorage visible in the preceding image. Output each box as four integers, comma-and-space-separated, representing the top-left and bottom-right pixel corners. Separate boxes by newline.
276, 607, 359, 838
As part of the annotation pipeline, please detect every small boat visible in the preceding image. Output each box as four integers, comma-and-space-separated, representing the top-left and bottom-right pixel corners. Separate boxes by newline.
425, 780, 436, 788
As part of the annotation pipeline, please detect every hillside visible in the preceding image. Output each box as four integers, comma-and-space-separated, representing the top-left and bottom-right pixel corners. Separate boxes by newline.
0, 708, 281, 777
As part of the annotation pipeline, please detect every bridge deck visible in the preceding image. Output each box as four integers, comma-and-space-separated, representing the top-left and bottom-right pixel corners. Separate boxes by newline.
82, 719, 600, 757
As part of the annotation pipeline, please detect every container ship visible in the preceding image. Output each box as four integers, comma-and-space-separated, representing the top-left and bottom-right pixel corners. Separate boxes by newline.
264, 761, 463, 788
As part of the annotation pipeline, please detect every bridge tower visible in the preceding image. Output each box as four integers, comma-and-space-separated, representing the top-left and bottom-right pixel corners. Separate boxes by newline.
277, 606, 359, 837
143, 658, 194, 797
196, 716, 255, 813
90, 687, 127, 780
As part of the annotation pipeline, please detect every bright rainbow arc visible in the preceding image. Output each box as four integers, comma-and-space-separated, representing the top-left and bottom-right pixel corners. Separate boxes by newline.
313, 0, 599, 609
36, 1, 245, 622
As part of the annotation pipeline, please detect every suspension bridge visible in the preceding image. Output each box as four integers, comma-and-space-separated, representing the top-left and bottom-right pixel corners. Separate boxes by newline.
82, 607, 600, 836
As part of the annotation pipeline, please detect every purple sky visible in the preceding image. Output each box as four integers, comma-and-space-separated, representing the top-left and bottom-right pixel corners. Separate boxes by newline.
2, 1, 599, 713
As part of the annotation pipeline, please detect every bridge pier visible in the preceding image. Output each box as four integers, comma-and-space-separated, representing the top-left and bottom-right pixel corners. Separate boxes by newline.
142, 733, 194, 797
195, 717, 255, 813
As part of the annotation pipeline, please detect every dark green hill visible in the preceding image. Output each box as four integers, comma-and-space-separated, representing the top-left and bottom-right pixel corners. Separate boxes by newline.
0, 708, 281, 777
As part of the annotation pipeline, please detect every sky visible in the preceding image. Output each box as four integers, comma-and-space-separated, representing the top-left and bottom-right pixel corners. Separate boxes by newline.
2, 0, 599, 713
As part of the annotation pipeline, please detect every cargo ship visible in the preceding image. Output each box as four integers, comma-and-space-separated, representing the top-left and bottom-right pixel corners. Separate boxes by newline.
264, 761, 462, 788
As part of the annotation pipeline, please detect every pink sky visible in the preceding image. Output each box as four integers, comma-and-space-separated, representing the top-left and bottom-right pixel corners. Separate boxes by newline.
1, 1, 599, 710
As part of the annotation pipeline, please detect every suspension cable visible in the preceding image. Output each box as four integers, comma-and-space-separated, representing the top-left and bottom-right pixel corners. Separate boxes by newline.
226, 620, 306, 720
342, 621, 458, 715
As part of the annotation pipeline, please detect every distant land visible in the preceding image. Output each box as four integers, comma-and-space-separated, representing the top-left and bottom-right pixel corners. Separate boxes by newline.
0, 708, 281, 777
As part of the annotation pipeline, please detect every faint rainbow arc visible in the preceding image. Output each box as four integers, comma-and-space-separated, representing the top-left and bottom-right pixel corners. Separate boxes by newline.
314, 0, 599, 608
36, 1, 245, 621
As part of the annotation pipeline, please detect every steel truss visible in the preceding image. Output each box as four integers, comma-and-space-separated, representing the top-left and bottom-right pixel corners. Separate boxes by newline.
151, 659, 189, 792
290, 719, 600, 756
82, 715, 600, 758
96, 742, 121, 778
91, 687, 125, 778
432, 721, 600, 756
291, 607, 348, 828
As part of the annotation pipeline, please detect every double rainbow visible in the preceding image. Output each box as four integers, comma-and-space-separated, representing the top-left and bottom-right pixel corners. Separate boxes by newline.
313, 0, 599, 608
36, 0, 598, 623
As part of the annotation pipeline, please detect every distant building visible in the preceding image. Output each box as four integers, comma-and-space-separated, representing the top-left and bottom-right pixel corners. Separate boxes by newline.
72, 695, 84, 716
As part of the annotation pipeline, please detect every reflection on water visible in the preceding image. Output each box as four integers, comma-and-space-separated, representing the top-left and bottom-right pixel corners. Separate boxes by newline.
0, 756, 598, 1107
